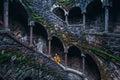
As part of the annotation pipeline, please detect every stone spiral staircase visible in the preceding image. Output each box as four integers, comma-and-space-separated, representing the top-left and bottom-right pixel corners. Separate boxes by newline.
0, 31, 85, 80
22, 0, 120, 80
0, 0, 120, 80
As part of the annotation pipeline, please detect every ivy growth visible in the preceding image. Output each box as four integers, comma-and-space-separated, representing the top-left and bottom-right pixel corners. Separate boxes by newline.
0, 52, 65, 79
58, 0, 75, 8
81, 44, 120, 63
22, 0, 120, 64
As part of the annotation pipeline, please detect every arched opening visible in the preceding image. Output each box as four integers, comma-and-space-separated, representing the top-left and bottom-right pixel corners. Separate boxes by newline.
67, 46, 82, 71
67, 46, 101, 80
0, 0, 3, 28
51, 36, 64, 64
53, 7, 65, 21
9, 0, 28, 25
9, 0, 29, 44
86, 0, 104, 32
68, 7, 82, 24
109, 0, 120, 33
32, 22, 48, 53
24, 77, 32, 80
85, 54, 101, 80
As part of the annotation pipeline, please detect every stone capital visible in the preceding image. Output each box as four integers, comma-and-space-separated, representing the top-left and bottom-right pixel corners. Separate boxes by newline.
81, 53, 85, 57
48, 35, 52, 40
102, 0, 112, 7
28, 21, 35, 27
64, 47, 68, 53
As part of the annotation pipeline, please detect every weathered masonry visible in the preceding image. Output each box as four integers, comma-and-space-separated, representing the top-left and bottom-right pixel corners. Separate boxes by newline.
0, 0, 120, 80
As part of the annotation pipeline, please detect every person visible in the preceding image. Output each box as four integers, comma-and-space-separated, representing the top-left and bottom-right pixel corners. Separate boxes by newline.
37, 38, 44, 53
54, 53, 61, 64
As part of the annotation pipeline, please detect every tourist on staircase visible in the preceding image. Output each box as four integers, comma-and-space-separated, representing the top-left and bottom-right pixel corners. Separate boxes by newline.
54, 53, 61, 64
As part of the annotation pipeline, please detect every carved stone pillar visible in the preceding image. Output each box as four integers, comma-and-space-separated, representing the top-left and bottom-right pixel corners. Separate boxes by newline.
65, 11, 68, 25
103, 0, 111, 33
83, 13, 86, 31
81, 53, 85, 74
29, 21, 34, 47
105, 6, 109, 33
48, 35, 52, 56
4, 0, 9, 31
64, 47, 68, 67
82, 8, 86, 31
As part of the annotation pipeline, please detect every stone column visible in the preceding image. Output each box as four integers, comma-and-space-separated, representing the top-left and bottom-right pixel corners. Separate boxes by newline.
105, 6, 109, 33
64, 48, 68, 67
65, 11, 68, 25
29, 21, 34, 47
4, 0, 9, 31
83, 12, 86, 31
81, 53, 85, 74
48, 35, 52, 56
103, 0, 111, 33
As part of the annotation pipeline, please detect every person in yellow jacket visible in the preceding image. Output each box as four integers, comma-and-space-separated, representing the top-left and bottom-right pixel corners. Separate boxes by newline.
54, 53, 61, 64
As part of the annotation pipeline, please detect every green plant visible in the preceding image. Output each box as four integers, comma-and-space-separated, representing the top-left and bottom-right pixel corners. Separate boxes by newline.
58, 0, 75, 8
81, 44, 120, 62
0, 52, 65, 79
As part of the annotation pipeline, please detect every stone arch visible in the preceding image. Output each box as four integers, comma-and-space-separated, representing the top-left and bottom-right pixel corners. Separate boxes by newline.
68, 7, 82, 24
52, 7, 65, 21
67, 46, 82, 71
51, 36, 65, 63
19, 0, 31, 18
32, 22, 48, 53
86, 0, 104, 32
67, 45, 102, 80
33, 22, 48, 39
109, 0, 120, 33
9, 0, 29, 25
86, 0, 103, 20
9, 0, 30, 44
85, 54, 101, 80
24, 77, 33, 80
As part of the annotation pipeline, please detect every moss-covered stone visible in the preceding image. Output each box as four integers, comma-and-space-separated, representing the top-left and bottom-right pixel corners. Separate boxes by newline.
58, 0, 75, 9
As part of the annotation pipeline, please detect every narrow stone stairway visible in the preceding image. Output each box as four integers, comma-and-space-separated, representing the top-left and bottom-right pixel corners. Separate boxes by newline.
0, 31, 85, 80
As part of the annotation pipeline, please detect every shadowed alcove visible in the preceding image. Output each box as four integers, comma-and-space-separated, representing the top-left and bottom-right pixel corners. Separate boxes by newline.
86, 0, 104, 32
109, 0, 120, 33
68, 7, 82, 24
51, 36, 64, 64
32, 22, 48, 53
67, 46, 82, 71
53, 7, 65, 21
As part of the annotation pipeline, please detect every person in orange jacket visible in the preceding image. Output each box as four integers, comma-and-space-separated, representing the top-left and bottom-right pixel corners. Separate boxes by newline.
54, 53, 61, 64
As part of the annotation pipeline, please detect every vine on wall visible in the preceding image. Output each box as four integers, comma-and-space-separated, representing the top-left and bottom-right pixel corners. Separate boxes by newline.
22, 0, 120, 64
58, 0, 75, 8
0, 51, 64, 78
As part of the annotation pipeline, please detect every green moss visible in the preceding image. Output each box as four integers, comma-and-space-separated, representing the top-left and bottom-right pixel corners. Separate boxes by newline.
58, 0, 75, 8
81, 45, 120, 62
0, 52, 65, 79
24, 1, 33, 12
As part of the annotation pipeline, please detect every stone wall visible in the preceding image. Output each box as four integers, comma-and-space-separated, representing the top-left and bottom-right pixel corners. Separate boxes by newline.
0, 31, 84, 80
9, 0, 120, 80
